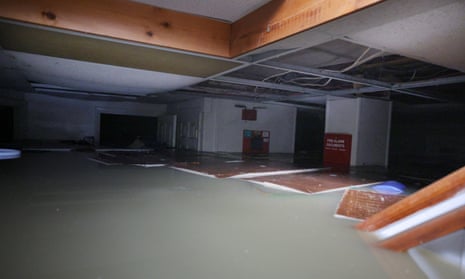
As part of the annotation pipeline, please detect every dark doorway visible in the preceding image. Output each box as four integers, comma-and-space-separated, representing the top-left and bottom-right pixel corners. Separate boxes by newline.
294, 109, 325, 165
0, 106, 14, 142
389, 104, 465, 180
100, 113, 158, 147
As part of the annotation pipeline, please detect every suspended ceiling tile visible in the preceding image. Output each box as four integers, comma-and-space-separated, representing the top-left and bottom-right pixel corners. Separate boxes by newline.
235, 28, 334, 61
131, 0, 272, 22
316, 0, 458, 38
344, 0, 465, 72
9, 51, 204, 95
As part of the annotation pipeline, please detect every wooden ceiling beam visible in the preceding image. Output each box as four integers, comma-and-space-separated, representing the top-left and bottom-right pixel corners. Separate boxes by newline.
0, 0, 231, 57
0, 0, 385, 58
230, 0, 385, 57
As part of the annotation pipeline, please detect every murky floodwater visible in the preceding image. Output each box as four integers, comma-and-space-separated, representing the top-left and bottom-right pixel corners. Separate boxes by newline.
0, 152, 426, 278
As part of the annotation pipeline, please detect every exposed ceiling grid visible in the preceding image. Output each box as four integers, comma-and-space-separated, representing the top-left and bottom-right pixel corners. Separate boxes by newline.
0, 0, 464, 106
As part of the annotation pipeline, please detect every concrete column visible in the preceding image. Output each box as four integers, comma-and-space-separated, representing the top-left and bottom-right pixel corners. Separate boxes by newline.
325, 97, 392, 167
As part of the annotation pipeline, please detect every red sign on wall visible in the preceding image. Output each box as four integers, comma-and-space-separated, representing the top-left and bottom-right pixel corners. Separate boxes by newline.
242, 109, 257, 121
323, 133, 352, 171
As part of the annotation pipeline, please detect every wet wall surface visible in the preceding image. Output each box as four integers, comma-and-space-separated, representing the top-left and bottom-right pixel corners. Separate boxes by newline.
0, 152, 426, 278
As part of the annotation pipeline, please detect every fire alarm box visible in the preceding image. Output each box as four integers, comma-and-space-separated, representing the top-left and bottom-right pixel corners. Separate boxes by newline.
323, 133, 352, 171
243, 130, 269, 154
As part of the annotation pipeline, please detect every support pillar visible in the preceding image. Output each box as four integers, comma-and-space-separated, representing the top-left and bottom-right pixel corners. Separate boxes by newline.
325, 97, 392, 167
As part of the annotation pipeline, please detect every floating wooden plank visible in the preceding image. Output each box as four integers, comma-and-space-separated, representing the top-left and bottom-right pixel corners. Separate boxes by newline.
335, 189, 405, 221
373, 190, 465, 241
357, 166, 465, 231
0, 0, 230, 57
230, 0, 384, 57
377, 204, 465, 252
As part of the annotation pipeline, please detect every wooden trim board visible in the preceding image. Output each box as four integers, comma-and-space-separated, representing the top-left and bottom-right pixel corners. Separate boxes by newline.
377, 204, 465, 252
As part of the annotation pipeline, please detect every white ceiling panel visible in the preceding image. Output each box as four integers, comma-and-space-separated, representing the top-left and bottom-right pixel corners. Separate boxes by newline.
132, 0, 271, 22
346, 1, 465, 72
247, 0, 465, 73
8, 51, 203, 95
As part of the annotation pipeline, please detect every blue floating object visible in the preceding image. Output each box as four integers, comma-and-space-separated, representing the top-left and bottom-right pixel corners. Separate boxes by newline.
371, 180, 406, 195
0, 149, 21, 160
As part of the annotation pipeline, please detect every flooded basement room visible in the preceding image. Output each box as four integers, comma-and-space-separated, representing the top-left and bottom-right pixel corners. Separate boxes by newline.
1, 149, 464, 278
1, 0, 465, 278
0, 151, 423, 278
